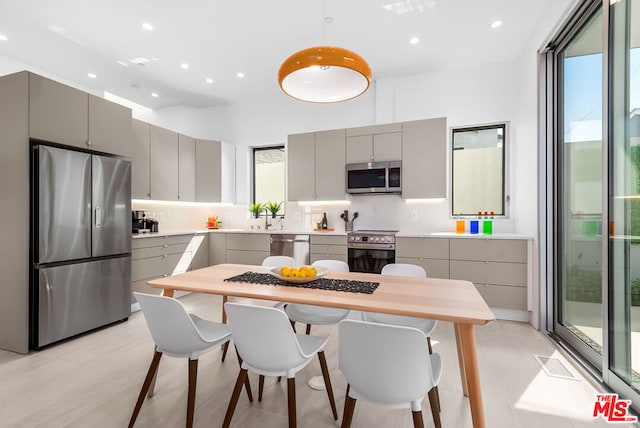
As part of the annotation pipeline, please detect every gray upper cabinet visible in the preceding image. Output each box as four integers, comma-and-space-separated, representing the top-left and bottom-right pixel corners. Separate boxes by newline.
130, 119, 150, 199
402, 118, 447, 199
149, 124, 179, 201
178, 134, 196, 201
29, 73, 88, 147
195, 139, 222, 202
346, 123, 402, 163
88, 94, 132, 155
315, 129, 346, 200
287, 132, 316, 201
29, 74, 133, 155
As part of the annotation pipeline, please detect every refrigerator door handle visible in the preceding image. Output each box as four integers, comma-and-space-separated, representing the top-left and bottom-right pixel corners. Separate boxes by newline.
95, 207, 102, 228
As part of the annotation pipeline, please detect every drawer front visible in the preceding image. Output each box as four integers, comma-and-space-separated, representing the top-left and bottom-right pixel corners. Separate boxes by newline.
226, 250, 271, 266
396, 237, 449, 259
395, 257, 450, 279
226, 234, 270, 251
310, 235, 347, 246
450, 260, 527, 287
132, 242, 190, 260
310, 253, 348, 264
132, 234, 192, 250
132, 253, 190, 282
449, 239, 527, 263
311, 244, 347, 255
474, 284, 527, 311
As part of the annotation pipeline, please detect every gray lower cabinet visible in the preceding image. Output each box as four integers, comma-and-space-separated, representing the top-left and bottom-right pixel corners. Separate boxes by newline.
310, 235, 347, 263
225, 233, 270, 265
209, 233, 227, 265
190, 233, 209, 270
395, 237, 450, 279
131, 235, 193, 296
449, 238, 528, 311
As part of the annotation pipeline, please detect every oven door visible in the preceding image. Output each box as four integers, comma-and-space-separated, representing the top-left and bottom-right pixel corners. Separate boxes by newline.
346, 162, 388, 193
348, 247, 395, 274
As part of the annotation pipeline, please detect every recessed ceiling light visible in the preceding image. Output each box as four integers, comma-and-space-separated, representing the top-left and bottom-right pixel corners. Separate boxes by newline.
142, 22, 153, 31
87, 73, 97, 79
0, 34, 7, 41
490, 20, 502, 29
151, 92, 159, 98
180, 63, 189, 70
410, 37, 420, 45
236, 72, 245, 79
205, 78, 214, 84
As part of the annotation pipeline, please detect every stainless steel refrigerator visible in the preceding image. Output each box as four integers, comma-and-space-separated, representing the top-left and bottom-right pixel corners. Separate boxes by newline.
30, 145, 132, 349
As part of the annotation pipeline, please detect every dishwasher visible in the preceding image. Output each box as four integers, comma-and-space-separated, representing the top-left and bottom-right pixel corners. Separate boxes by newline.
270, 234, 310, 265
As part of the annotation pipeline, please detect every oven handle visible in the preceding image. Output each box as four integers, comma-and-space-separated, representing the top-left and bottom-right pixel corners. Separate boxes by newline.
347, 243, 395, 250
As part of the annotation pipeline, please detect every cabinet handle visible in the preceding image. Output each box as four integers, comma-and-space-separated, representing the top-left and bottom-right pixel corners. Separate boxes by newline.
163, 244, 168, 248
420, 257, 424, 260
163, 254, 168, 258
86, 140, 92, 146
162, 274, 168, 277
484, 261, 489, 264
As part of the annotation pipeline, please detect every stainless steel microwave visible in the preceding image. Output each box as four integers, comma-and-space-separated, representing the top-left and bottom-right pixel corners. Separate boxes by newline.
346, 161, 401, 194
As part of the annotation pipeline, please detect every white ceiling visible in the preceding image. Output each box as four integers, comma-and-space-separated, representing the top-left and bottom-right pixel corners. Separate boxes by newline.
0, 0, 555, 109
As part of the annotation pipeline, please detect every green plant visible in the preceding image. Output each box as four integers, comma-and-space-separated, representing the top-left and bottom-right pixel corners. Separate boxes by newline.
248, 202, 264, 219
266, 201, 283, 218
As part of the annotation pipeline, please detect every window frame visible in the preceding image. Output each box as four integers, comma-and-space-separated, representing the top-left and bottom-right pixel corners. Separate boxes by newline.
252, 145, 285, 213
450, 122, 508, 217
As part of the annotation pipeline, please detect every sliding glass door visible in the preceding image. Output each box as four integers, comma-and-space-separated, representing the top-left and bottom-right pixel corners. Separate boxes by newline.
555, 6, 604, 368
548, 0, 640, 407
609, 0, 640, 395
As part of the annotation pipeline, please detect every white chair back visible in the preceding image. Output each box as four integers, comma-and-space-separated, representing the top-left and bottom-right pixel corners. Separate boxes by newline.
311, 259, 349, 272
134, 292, 220, 357
262, 255, 295, 267
224, 302, 312, 374
381, 263, 427, 278
339, 319, 438, 405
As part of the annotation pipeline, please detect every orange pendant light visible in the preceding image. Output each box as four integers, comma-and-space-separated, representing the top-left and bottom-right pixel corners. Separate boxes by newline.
278, 45, 372, 103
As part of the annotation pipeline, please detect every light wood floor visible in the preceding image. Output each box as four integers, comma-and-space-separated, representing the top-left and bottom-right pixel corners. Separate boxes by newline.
0, 293, 635, 428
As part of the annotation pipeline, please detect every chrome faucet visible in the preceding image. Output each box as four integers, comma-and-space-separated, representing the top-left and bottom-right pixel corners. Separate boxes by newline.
264, 209, 271, 230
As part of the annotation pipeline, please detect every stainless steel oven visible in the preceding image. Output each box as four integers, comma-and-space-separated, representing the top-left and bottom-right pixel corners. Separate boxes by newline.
347, 230, 396, 274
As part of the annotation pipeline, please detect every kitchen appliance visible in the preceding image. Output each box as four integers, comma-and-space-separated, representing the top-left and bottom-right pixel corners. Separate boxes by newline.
270, 234, 310, 265
347, 230, 396, 274
346, 161, 401, 194
30, 144, 132, 349
132, 210, 159, 233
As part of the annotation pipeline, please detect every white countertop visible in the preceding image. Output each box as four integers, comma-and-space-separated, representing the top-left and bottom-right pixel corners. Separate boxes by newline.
132, 228, 347, 238
396, 231, 534, 240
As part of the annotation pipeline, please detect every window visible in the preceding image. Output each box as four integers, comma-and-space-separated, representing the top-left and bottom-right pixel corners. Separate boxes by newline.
252, 146, 285, 215
451, 124, 506, 216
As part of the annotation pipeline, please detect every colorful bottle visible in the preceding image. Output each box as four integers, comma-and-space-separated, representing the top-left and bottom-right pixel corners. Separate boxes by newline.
321, 212, 328, 229
483, 211, 493, 235
470, 211, 480, 234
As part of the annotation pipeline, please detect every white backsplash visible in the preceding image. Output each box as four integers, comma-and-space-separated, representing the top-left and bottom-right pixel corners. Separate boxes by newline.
133, 195, 516, 234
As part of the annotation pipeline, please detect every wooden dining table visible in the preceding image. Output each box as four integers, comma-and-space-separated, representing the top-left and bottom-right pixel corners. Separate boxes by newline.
147, 263, 496, 428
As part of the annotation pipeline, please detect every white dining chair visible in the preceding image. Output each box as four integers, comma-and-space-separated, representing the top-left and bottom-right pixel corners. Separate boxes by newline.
281, 259, 351, 335
130, 292, 252, 428
339, 319, 442, 428
262, 255, 296, 267
222, 302, 338, 428
363, 263, 437, 353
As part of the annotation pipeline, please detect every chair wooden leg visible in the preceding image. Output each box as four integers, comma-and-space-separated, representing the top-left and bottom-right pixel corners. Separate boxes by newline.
234, 346, 253, 403
290, 320, 297, 333
186, 359, 198, 428
412, 410, 425, 428
305, 324, 311, 335
427, 336, 433, 354
434, 385, 441, 412
287, 377, 297, 428
317, 351, 338, 420
258, 375, 265, 402
341, 394, 357, 428
222, 368, 248, 428
277, 376, 282, 382
221, 341, 229, 362
427, 387, 441, 428
129, 350, 163, 428
342, 384, 351, 420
